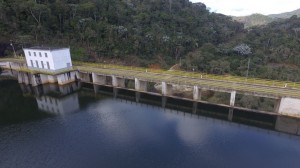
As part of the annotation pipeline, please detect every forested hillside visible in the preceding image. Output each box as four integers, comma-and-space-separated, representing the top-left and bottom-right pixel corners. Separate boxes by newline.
0, 0, 243, 66
1, 0, 300, 82
185, 16, 300, 81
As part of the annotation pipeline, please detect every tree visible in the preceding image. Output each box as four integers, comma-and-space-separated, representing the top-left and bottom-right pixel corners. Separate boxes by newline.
233, 43, 252, 56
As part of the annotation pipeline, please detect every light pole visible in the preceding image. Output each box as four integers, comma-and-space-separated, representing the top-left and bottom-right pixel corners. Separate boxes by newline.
10, 40, 16, 58
246, 57, 250, 81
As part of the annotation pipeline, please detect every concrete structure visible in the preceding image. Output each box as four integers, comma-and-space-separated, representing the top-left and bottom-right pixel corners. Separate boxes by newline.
79, 71, 300, 118
276, 98, 300, 117
193, 86, 201, 101
112, 75, 125, 87
3, 58, 300, 118
135, 78, 147, 92
17, 71, 79, 86
23, 47, 72, 71
0, 61, 26, 70
162, 82, 172, 96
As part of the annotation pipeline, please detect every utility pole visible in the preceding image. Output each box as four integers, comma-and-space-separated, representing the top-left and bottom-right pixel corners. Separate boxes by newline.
179, 57, 181, 66
246, 57, 250, 81
10, 40, 16, 58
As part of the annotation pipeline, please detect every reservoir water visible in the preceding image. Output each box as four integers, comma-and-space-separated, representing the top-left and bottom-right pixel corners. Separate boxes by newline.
1, 79, 300, 168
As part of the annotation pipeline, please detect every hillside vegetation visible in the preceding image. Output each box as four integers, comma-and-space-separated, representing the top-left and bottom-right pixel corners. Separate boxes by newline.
233, 14, 274, 28
269, 8, 300, 19
1, 0, 300, 82
233, 8, 300, 28
184, 16, 300, 81
0, 0, 243, 67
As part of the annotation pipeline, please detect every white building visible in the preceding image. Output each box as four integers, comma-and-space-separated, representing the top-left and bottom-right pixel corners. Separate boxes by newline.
23, 47, 72, 71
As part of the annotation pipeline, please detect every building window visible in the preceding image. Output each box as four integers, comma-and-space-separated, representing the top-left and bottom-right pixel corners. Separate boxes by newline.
28, 51, 31, 56
45, 53, 48, 58
41, 61, 44, 69
30, 60, 34, 67
47, 62, 50, 69
34, 52, 36, 56
39, 52, 42, 57
36, 60, 39, 68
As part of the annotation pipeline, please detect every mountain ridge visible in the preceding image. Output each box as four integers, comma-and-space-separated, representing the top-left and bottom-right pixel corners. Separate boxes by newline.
233, 8, 300, 28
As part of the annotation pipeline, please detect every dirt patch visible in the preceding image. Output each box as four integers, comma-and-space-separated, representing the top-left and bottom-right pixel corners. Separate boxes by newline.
268, 63, 298, 69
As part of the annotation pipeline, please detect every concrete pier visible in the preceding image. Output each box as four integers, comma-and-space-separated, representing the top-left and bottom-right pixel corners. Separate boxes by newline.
135, 78, 147, 92
162, 82, 172, 96
230, 91, 236, 107
112, 75, 125, 88
17, 72, 49, 86
277, 97, 300, 117
17, 71, 78, 86
92, 73, 106, 85
193, 86, 202, 101
57, 71, 79, 85
79, 72, 93, 83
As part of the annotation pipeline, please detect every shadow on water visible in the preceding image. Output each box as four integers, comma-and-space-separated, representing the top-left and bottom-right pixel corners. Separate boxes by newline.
1, 79, 300, 136
0, 80, 52, 125
85, 84, 300, 136
0, 77, 82, 126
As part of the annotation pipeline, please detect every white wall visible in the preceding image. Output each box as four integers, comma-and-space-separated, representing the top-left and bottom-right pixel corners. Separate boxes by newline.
52, 49, 72, 70
24, 49, 54, 70
23, 48, 72, 71
278, 97, 300, 117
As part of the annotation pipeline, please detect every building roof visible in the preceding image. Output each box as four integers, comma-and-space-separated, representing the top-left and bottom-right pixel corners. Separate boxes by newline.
24, 46, 69, 51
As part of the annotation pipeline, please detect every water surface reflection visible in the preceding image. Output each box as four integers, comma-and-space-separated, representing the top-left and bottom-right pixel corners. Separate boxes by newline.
1, 80, 300, 168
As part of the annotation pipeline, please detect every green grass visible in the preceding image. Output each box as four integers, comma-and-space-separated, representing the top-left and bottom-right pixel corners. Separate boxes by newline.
73, 61, 300, 89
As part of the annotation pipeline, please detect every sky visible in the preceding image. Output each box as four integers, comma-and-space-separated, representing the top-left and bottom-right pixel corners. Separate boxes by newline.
190, 0, 300, 16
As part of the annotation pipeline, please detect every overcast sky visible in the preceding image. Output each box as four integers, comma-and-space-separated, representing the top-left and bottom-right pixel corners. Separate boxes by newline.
190, 0, 300, 16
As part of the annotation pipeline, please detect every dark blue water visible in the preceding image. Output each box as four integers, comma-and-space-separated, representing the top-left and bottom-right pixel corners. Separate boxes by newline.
1, 80, 300, 168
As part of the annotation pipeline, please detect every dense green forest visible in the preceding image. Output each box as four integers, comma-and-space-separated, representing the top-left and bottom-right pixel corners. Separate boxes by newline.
1, 0, 300, 81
